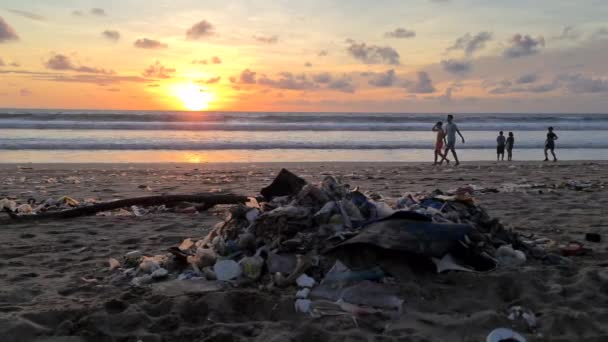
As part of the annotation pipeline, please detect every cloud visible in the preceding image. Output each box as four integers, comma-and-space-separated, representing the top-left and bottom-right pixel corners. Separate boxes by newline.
71, 10, 84, 16
0, 17, 19, 42
198, 76, 221, 84
102, 30, 120, 41
313, 73, 332, 84
142, 61, 176, 79
239, 69, 257, 84
0, 69, 148, 86
440, 59, 471, 74
45, 54, 113, 74
0, 58, 19, 67
426, 87, 453, 102
7, 9, 45, 21
560, 74, 608, 93
106, 88, 120, 92
318, 50, 328, 57
253, 35, 278, 44
405, 71, 436, 93
516, 73, 538, 84
368, 69, 397, 87
503, 34, 545, 58
33, 74, 150, 85
134, 38, 168, 49
19, 88, 32, 96
553, 26, 580, 41
439, 88, 453, 102
328, 77, 356, 93
186, 20, 215, 40
447, 32, 492, 56
304, 62, 312, 67
258, 73, 316, 90
192, 56, 221, 65
489, 78, 559, 94
346, 39, 400, 65
384, 28, 416, 39
592, 28, 608, 40
147, 84, 160, 88
91, 8, 106, 16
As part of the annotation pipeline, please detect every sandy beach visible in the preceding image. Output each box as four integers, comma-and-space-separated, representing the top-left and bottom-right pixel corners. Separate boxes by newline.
1, 161, 606, 342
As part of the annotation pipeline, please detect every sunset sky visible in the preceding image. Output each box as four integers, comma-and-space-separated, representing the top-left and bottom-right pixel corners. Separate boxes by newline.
1, 0, 608, 112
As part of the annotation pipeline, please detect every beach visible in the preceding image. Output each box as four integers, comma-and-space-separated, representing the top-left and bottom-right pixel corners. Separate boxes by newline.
1, 161, 607, 342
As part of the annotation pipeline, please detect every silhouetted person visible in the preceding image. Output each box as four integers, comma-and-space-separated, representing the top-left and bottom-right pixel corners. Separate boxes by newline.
496, 131, 506, 161
440, 114, 465, 166
432, 121, 450, 165
506, 132, 515, 161
544, 127, 558, 162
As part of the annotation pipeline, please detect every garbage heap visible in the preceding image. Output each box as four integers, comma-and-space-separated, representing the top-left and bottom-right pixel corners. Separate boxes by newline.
118, 169, 534, 316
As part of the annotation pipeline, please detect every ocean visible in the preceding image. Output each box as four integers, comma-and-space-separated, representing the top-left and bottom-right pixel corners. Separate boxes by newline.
1, 109, 607, 163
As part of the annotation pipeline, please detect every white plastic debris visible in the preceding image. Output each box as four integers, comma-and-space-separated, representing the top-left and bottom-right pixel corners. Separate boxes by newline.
17, 204, 33, 214
131, 205, 144, 217
296, 274, 316, 288
496, 245, 527, 267
0, 198, 17, 211
294, 299, 312, 313
151, 268, 169, 280
296, 288, 311, 299
373, 201, 395, 219
131, 275, 153, 287
213, 260, 242, 281
432, 254, 477, 273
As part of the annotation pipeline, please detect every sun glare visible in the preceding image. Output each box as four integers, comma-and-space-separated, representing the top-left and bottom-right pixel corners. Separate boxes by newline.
173, 84, 213, 111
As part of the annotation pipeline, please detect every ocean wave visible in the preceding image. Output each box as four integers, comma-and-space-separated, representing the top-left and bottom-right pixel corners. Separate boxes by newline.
1, 140, 607, 150
1, 119, 608, 131
1, 111, 608, 123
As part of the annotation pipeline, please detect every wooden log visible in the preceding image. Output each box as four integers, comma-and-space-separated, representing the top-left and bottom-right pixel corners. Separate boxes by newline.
3, 193, 249, 221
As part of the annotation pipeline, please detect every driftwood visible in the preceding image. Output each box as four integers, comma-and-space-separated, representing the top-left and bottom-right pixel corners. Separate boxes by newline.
3, 193, 249, 221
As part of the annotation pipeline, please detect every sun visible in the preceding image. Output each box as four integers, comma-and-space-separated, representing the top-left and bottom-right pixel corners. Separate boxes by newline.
173, 84, 214, 111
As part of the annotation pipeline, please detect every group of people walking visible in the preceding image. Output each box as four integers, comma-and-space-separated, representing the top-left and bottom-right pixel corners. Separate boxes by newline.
431, 115, 559, 165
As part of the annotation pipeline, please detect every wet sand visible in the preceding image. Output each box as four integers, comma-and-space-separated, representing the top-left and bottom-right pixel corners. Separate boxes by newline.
0, 161, 607, 341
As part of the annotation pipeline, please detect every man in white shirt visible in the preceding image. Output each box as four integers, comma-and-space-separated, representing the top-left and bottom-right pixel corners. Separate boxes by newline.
441, 114, 465, 166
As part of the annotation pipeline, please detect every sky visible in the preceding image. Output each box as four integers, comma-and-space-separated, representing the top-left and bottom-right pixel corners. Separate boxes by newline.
1, 0, 608, 112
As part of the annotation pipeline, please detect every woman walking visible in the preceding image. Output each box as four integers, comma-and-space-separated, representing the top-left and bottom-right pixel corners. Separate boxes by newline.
432, 121, 450, 165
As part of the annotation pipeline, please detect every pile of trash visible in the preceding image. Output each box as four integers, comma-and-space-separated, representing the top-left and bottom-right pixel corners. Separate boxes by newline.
108, 169, 544, 317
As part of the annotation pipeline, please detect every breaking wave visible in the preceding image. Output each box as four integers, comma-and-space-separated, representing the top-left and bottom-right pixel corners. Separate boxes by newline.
1, 111, 608, 131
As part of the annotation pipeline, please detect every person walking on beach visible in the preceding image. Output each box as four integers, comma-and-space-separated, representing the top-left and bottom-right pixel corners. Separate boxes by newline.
544, 127, 558, 162
506, 132, 515, 161
432, 121, 450, 165
496, 131, 506, 161
440, 114, 465, 166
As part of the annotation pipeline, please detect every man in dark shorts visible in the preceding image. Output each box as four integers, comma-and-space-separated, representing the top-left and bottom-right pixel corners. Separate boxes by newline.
496, 131, 506, 161
544, 127, 558, 162
440, 114, 465, 166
